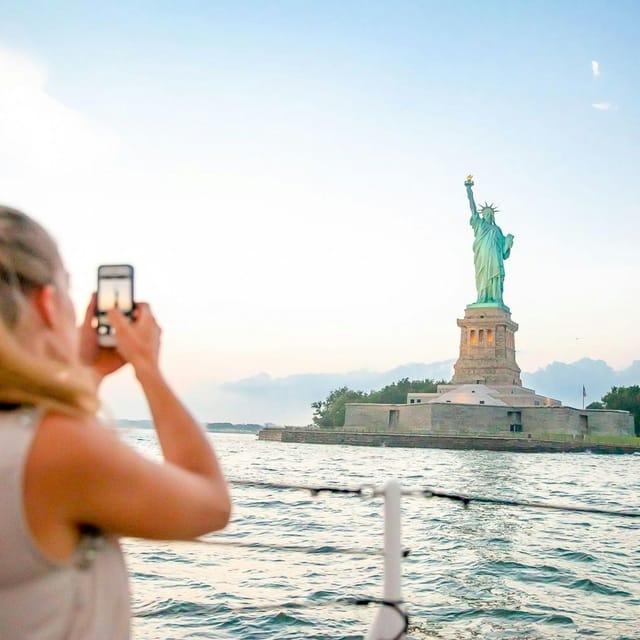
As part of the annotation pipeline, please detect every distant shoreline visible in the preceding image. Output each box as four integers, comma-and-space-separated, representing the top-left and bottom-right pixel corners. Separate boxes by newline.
205, 423, 262, 434
116, 420, 262, 434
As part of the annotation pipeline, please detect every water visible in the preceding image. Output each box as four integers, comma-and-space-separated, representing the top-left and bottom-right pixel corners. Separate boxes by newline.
122, 429, 640, 639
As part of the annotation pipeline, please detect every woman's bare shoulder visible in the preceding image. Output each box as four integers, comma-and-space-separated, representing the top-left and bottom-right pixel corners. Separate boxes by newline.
29, 411, 229, 539
29, 411, 123, 475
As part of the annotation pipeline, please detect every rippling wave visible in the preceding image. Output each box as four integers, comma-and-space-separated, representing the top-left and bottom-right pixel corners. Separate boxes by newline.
121, 430, 640, 639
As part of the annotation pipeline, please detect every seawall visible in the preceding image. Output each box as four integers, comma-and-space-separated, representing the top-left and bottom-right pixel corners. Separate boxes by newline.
257, 427, 640, 454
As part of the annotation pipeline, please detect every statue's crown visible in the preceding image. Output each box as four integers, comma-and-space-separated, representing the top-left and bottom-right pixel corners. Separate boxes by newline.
480, 201, 499, 215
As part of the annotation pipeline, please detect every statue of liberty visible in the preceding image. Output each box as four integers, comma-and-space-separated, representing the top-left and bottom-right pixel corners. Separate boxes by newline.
464, 175, 514, 307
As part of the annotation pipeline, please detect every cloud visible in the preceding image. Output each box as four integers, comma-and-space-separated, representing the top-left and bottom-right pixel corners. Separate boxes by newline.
591, 60, 600, 78
171, 358, 640, 425
591, 102, 615, 111
523, 358, 640, 407
183, 361, 456, 424
522, 358, 615, 407
0, 46, 118, 178
105, 357, 640, 424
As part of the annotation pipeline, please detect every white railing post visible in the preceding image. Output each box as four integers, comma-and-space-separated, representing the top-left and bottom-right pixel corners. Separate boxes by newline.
366, 479, 405, 640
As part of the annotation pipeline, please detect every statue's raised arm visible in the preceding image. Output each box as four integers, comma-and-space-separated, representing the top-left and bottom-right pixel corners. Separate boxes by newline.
465, 175, 478, 218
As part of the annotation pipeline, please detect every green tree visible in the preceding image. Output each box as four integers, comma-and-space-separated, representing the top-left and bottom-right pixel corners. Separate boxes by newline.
312, 378, 442, 427
601, 385, 640, 436
586, 401, 603, 409
311, 386, 365, 427
368, 377, 441, 403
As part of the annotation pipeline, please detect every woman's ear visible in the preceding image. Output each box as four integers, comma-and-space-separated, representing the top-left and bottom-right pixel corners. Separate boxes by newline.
31, 285, 57, 330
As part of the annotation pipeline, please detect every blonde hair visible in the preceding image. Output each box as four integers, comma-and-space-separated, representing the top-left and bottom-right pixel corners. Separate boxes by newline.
0, 205, 98, 415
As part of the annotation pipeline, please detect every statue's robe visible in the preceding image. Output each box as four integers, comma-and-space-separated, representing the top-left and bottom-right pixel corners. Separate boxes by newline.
470, 214, 512, 304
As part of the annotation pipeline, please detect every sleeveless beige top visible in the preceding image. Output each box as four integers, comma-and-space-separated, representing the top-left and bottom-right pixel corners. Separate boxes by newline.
0, 407, 131, 639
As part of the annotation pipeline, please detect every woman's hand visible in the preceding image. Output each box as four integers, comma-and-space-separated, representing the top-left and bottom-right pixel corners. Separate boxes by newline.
107, 302, 161, 374
78, 293, 126, 381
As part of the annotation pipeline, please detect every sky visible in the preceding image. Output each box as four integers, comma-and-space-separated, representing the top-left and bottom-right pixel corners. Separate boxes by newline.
1, 1, 639, 424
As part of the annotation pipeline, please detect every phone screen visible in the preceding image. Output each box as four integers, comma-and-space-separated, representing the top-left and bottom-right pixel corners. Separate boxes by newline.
96, 264, 134, 343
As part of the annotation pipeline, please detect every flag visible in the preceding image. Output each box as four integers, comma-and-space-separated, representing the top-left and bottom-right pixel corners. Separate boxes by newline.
582, 385, 586, 398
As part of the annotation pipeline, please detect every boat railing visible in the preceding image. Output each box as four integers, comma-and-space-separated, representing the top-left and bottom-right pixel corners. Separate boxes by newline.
133, 479, 640, 640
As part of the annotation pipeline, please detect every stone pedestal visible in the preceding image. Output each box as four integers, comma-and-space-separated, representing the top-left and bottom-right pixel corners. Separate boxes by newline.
452, 304, 522, 386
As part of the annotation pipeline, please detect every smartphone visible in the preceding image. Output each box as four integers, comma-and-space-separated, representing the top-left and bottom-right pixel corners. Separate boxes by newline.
96, 264, 134, 347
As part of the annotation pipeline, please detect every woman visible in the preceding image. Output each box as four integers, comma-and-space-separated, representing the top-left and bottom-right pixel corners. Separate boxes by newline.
0, 205, 231, 638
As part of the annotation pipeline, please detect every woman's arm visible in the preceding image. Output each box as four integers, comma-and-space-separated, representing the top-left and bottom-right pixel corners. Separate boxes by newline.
108, 304, 225, 480
25, 303, 231, 551
28, 414, 231, 542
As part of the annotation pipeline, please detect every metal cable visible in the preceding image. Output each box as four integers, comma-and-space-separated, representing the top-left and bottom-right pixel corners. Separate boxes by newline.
229, 479, 640, 519
412, 488, 640, 518
231, 478, 375, 497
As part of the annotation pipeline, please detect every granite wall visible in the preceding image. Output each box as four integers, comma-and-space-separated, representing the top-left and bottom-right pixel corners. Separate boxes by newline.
343, 402, 634, 437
